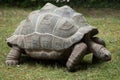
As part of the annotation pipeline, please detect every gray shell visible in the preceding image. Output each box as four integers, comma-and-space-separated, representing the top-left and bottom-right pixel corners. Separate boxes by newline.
7, 3, 98, 50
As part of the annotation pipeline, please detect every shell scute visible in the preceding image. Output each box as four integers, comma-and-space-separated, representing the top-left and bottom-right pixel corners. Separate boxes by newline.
36, 13, 59, 34
40, 33, 53, 49
53, 18, 78, 38
24, 33, 40, 49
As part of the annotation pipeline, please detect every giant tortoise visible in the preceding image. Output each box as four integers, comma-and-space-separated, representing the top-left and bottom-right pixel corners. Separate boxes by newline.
6, 3, 111, 71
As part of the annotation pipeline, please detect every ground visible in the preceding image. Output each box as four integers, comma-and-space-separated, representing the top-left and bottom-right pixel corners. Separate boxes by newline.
0, 7, 120, 80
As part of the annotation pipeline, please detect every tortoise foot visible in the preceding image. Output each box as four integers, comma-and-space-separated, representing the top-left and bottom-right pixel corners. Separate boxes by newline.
5, 60, 18, 66
6, 46, 21, 66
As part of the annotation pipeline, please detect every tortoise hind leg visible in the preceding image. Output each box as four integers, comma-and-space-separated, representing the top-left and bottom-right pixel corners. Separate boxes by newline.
66, 42, 87, 72
5, 46, 21, 65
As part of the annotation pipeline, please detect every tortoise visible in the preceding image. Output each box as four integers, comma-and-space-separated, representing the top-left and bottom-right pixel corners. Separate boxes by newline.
5, 3, 111, 71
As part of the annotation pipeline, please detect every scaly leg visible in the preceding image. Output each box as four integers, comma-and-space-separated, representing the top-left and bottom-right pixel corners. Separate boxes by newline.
5, 46, 21, 65
66, 42, 87, 71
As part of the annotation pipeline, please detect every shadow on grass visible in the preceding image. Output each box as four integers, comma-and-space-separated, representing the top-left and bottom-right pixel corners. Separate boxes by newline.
20, 55, 66, 68
20, 55, 104, 72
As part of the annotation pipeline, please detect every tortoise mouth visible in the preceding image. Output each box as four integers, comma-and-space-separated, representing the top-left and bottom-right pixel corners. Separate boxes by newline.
103, 54, 111, 61
7, 42, 12, 47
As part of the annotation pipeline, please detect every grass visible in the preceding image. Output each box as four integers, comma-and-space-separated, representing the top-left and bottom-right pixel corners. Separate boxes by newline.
0, 7, 120, 80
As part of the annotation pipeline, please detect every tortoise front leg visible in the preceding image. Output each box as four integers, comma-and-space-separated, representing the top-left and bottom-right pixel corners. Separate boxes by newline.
5, 46, 21, 65
66, 42, 87, 71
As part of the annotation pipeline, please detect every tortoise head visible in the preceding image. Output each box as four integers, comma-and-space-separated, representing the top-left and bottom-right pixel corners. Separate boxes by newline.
99, 47, 111, 61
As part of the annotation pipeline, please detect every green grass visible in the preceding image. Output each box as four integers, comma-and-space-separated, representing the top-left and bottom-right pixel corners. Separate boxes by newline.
0, 7, 120, 80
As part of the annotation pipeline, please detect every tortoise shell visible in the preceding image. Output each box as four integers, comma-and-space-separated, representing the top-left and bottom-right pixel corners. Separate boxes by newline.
7, 3, 98, 50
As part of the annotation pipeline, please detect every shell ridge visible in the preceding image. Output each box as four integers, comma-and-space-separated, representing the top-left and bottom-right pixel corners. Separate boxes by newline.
27, 15, 35, 28
51, 18, 62, 49
35, 14, 44, 32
